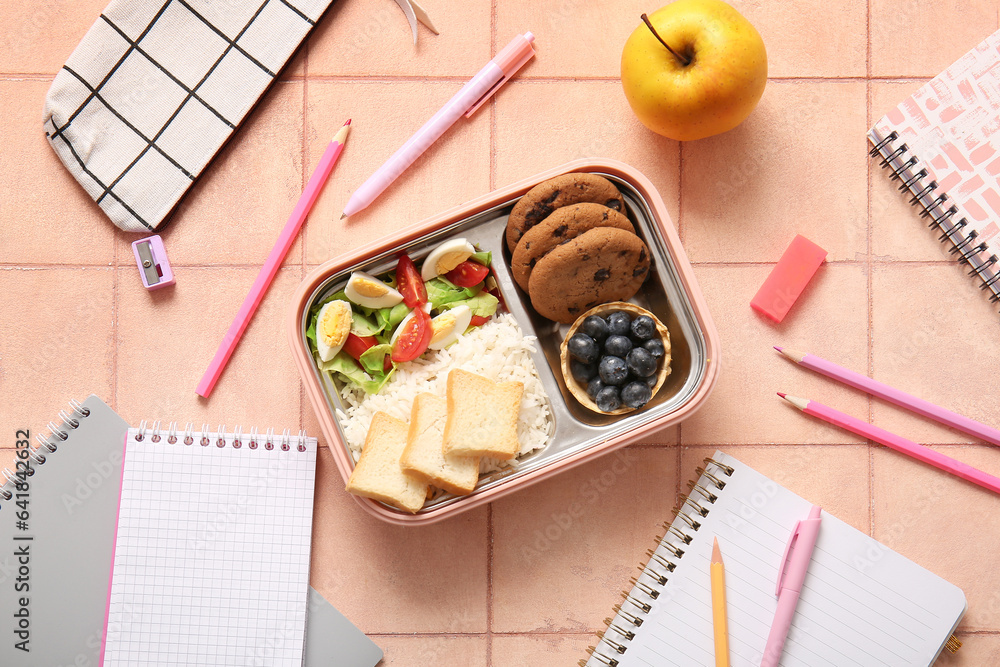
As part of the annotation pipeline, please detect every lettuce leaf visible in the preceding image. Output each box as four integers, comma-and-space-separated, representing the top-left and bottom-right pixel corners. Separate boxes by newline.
426, 277, 479, 309
453, 291, 499, 318
471, 250, 491, 267
349, 311, 381, 337
359, 343, 392, 375
319, 353, 394, 395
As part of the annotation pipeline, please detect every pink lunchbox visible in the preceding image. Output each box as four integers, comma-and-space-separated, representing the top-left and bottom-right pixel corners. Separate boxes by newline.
287, 159, 720, 525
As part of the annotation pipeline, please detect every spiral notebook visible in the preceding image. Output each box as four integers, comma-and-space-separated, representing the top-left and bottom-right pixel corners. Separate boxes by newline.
869, 28, 1000, 313
101, 422, 317, 666
583, 452, 966, 667
0, 395, 382, 667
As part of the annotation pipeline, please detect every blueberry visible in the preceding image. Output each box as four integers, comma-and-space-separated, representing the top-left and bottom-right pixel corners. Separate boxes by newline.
570, 360, 597, 383
644, 337, 665, 359
645, 373, 659, 388
631, 315, 656, 341
595, 385, 622, 412
604, 335, 633, 358
626, 347, 657, 377
580, 315, 610, 342
598, 355, 628, 385
606, 311, 631, 336
586, 377, 606, 400
567, 333, 599, 364
621, 381, 653, 409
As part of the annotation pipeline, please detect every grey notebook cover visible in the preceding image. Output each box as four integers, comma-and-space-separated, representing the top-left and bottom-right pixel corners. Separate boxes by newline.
0, 395, 382, 666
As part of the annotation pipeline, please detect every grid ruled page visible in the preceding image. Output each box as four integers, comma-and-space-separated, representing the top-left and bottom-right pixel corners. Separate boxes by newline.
102, 429, 317, 667
611, 452, 966, 667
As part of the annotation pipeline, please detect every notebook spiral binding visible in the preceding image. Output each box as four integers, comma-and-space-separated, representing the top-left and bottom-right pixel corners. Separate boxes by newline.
579, 457, 735, 667
132, 422, 310, 453
868, 128, 1000, 312
0, 399, 91, 502
0, 405, 311, 504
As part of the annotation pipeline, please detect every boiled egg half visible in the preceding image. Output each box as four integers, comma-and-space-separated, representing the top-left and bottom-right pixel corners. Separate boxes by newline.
420, 238, 475, 281
344, 271, 404, 309
315, 299, 353, 362
427, 305, 473, 350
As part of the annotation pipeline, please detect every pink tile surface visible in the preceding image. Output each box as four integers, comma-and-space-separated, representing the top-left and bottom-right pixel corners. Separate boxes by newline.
304, 79, 491, 264
681, 445, 872, 535
0, 268, 114, 441
870, 2, 999, 77
494, 80, 681, 225
310, 447, 488, 633
682, 80, 869, 262
935, 635, 1000, 665
5, 1, 1000, 663
0, 80, 114, 265
872, 264, 1000, 444
491, 448, 678, 633
869, 80, 947, 262
681, 264, 869, 444
114, 82, 306, 267
309, 0, 491, 77
491, 633, 593, 666
872, 445, 1000, 632
373, 634, 488, 666
0, 0, 109, 74
115, 266, 303, 428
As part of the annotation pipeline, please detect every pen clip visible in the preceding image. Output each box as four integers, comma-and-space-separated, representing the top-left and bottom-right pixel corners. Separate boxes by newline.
464, 33, 536, 118
775, 520, 802, 596
464, 76, 507, 118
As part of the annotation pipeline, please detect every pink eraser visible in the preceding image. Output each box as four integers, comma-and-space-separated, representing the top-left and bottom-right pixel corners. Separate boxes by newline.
751, 235, 827, 323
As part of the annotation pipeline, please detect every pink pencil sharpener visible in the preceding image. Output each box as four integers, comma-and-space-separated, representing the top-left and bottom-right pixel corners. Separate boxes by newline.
131, 235, 175, 290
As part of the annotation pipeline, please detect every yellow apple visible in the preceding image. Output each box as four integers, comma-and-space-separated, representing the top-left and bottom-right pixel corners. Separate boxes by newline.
621, 0, 767, 141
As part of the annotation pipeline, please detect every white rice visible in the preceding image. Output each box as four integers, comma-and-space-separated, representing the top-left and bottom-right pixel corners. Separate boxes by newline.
335, 312, 553, 472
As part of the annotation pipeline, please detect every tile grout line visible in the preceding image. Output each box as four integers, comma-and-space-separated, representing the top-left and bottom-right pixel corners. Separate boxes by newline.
865, 0, 876, 539
5, 258, 970, 270
486, 2, 498, 663
676, 139, 684, 245
111, 233, 119, 413
0, 73, 942, 83
300, 38, 309, 435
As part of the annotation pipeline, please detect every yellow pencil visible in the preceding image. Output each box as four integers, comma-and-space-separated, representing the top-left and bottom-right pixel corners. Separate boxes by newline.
711, 537, 730, 667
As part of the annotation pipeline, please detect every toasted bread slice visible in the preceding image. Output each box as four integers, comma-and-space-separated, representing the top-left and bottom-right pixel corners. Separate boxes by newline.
346, 412, 427, 513
443, 369, 523, 459
400, 393, 481, 496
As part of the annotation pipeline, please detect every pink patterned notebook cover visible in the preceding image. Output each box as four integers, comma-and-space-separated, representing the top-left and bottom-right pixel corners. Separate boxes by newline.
872, 29, 1000, 258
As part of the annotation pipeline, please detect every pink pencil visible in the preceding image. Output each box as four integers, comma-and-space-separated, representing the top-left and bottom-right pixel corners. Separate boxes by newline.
779, 393, 1000, 495
196, 119, 351, 398
776, 347, 1000, 447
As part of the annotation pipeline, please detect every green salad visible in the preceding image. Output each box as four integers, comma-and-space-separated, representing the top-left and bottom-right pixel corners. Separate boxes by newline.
306, 240, 500, 394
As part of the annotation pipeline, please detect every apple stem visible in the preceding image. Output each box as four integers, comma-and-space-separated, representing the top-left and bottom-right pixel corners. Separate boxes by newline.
640, 13, 692, 67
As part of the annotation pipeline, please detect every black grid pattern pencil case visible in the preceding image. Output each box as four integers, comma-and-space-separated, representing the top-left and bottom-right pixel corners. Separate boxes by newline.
42, 0, 334, 232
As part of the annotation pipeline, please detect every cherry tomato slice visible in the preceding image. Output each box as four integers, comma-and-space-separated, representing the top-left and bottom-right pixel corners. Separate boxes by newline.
396, 255, 427, 307
343, 333, 376, 359
391, 308, 432, 363
445, 260, 490, 288
343, 333, 392, 371
470, 315, 492, 327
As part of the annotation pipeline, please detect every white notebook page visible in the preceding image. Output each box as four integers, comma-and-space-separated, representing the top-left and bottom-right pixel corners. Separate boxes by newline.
607, 452, 965, 667
102, 428, 317, 667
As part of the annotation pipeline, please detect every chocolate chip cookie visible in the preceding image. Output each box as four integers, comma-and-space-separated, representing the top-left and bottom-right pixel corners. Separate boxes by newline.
505, 173, 625, 252
527, 227, 651, 324
510, 203, 634, 291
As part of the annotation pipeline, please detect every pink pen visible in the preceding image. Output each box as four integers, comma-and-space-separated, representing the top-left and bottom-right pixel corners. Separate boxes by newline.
341, 32, 536, 218
760, 504, 822, 667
